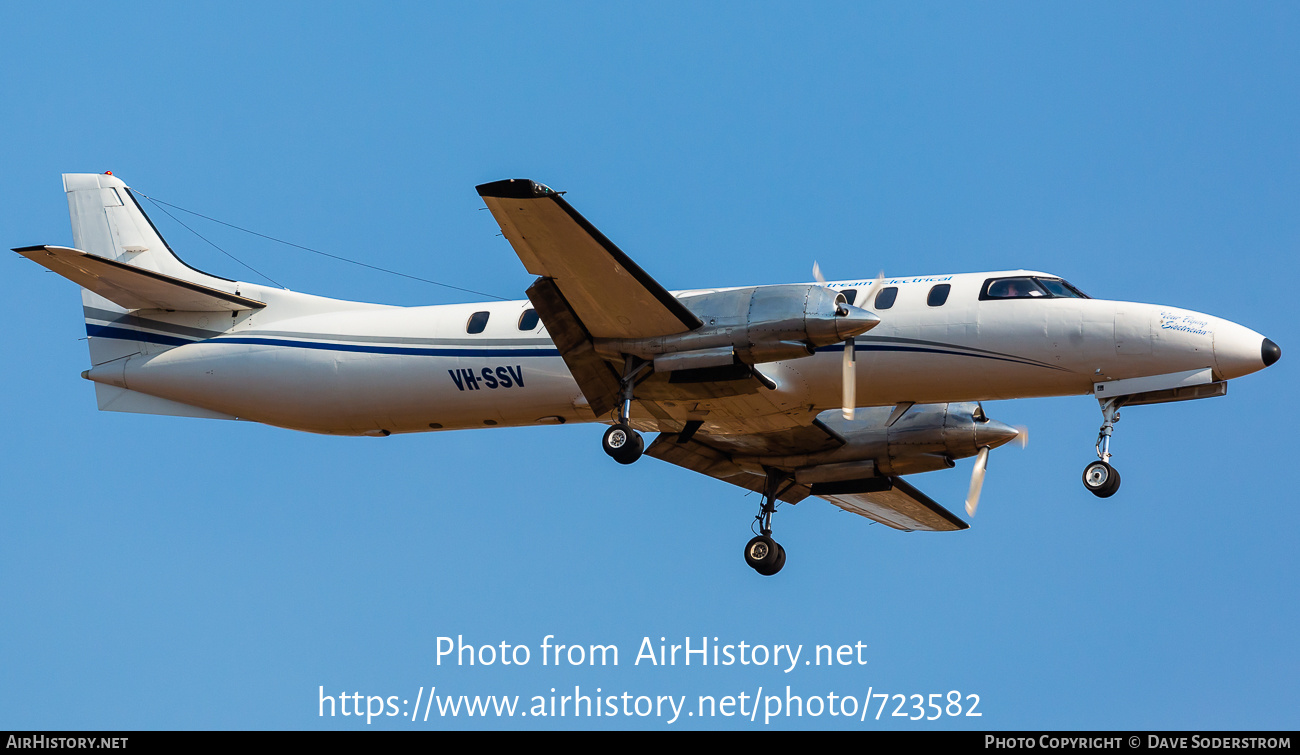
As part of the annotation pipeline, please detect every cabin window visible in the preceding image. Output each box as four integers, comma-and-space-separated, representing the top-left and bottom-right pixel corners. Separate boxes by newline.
874, 286, 898, 309
927, 284, 951, 307
466, 311, 490, 334
518, 308, 540, 331
840, 289, 858, 306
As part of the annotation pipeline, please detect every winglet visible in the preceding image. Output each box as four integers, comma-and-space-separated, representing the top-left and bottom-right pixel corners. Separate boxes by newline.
475, 178, 559, 199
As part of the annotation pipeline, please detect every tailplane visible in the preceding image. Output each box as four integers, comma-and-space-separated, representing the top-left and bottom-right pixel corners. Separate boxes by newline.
13, 172, 260, 420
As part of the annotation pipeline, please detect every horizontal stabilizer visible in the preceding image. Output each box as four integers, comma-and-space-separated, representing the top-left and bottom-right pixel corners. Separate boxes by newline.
14, 245, 264, 312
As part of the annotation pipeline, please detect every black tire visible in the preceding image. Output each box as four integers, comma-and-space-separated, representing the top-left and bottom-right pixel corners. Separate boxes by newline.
1082, 461, 1120, 498
603, 424, 643, 464
614, 432, 644, 464
744, 535, 780, 570
755, 543, 786, 576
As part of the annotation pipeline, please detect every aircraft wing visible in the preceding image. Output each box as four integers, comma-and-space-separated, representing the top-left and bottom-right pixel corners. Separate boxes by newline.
644, 431, 969, 533
476, 179, 702, 339
479, 178, 716, 416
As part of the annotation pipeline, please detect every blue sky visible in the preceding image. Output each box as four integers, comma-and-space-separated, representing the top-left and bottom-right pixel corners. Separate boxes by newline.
1, 2, 1296, 730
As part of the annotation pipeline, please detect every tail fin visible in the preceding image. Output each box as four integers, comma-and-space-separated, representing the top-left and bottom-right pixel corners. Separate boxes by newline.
63, 172, 231, 288
12, 173, 265, 420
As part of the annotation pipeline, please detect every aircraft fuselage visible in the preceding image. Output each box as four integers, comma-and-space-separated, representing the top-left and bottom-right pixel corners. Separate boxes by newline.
80, 269, 1272, 437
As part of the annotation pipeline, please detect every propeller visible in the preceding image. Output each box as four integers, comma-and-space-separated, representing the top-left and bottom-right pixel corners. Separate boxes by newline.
964, 446, 990, 516
813, 262, 860, 421
842, 336, 856, 420
964, 423, 1028, 516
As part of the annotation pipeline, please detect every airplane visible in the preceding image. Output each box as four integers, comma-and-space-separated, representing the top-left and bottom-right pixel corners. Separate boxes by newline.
15, 173, 1281, 576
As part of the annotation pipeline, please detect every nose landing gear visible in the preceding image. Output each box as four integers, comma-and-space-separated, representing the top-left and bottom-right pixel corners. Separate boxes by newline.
745, 469, 791, 576
1082, 398, 1123, 497
1082, 459, 1120, 497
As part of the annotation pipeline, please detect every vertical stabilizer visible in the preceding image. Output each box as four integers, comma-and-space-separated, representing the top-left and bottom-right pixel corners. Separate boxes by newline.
63, 172, 232, 288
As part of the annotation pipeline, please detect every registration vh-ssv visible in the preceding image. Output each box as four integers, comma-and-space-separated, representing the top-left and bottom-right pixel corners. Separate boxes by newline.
16, 174, 1281, 575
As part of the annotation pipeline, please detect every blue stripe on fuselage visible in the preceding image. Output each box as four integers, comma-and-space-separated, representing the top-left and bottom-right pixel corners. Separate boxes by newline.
209, 336, 562, 358
83, 326, 1057, 369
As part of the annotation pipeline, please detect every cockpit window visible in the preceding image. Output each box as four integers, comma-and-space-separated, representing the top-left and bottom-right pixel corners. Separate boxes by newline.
981, 276, 1090, 300
874, 286, 898, 309
1035, 278, 1089, 298
983, 277, 1047, 299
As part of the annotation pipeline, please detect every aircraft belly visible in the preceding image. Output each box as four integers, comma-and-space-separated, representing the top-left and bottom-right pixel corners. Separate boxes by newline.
119, 343, 584, 435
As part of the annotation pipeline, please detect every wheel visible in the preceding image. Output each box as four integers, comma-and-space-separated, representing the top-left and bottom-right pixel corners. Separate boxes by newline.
602, 424, 643, 464
744, 535, 780, 571
1082, 460, 1120, 498
754, 543, 786, 576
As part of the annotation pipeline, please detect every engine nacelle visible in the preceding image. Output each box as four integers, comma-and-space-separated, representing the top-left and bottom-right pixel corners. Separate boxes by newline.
739, 402, 1020, 480
593, 284, 879, 368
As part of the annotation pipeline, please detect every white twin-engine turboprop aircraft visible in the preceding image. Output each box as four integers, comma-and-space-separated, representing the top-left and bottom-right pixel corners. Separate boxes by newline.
17, 173, 1280, 575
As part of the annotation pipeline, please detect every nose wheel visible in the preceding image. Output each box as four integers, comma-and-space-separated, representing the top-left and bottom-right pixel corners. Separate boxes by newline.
1082, 398, 1124, 497
745, 468, 792, 576
1082, 460, 1121, 498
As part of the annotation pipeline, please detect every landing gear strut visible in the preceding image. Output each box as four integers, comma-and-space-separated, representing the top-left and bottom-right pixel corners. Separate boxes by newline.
602, 357, 649, 465
744, 469, 790, 576
1082, 398, 1123, 497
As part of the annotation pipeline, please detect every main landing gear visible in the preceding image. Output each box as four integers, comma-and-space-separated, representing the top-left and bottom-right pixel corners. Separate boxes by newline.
745, 469, 790, 576
1082, 398, 1122, 498
602, 423, 642, 465
601, 357, 649, 465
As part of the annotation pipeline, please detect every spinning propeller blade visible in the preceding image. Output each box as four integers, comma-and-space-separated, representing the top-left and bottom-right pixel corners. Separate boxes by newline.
842, 336, 856, 420
964, 446, 990, 516
816, 262, 859, 420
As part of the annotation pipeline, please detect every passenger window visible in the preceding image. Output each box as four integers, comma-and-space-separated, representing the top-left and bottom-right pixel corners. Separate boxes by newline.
927, 284, 951, 307
874, 286, 898, 309
840, 289, 858, 306
466, 311, 490, 334
518, 309, 540, 331
982, 277, 1047, 300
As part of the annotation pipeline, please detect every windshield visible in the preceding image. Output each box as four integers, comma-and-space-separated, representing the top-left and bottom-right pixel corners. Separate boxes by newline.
1036, 277, 1089, 298
982, 276, 1090, 300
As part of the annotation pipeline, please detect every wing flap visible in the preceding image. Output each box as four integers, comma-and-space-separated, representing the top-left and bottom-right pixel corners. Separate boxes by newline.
815, 477, 969, 532
644, 434, 811, 504
14, 245, 264, 312
526, 277, 623, 418
477, 179, 701, 339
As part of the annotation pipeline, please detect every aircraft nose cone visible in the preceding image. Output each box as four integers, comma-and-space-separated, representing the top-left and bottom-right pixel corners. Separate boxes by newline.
836, 306, 881, 340
1263, 338, 1281, 367
975, 419, 1020, 450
